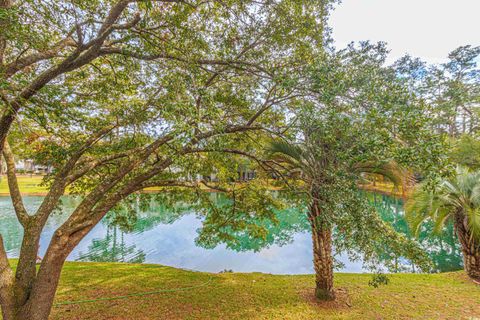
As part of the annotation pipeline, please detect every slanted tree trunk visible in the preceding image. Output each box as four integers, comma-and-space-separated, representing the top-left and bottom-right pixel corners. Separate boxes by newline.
0, 219, 100, 320
0, 228, 59, 320
454, 212, 480, 280
0, 235, 16, 320
308, 197, 335, 300
14, 243, 69, 320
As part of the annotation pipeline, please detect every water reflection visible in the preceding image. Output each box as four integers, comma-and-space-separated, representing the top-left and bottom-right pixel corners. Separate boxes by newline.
0, 193, 463, 274
367, 193, 463, 272
77, 225, 146, 263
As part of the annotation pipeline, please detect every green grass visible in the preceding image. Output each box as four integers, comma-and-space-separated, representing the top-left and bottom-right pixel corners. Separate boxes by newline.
0, 175, 47, 195
0, 176, 404, 199
0, 176, 278, 196
359, 181, 409, 198
6, 261, 477, 319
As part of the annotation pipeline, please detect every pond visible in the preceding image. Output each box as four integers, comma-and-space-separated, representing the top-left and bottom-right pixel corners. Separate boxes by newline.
0, 193, 463, 274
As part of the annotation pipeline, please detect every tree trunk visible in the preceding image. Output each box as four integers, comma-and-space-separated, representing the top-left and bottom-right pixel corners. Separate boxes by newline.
464, 250, 480, 280
311, 225, 335, 300
0, 234, 16, 320
0, 286, 15, 320
454, 212, 480, 280
0, 225, 85, 320
309, 198, 335, 300
13, 225, 43, 309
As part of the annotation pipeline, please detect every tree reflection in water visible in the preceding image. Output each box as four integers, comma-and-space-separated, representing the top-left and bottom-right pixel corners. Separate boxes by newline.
368, 192, 463, 273
75, 192, 463, 272
0, 193, 463, 272
76, 225, 146, 263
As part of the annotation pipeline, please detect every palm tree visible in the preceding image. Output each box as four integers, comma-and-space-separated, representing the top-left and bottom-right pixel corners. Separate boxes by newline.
406, 167, 480, 280
268, 140, 407, 300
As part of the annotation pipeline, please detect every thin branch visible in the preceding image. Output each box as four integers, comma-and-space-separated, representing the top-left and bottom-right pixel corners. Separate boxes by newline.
2, 141, 29, 226
4, 37, 76, 79
66, 151, 134, 184
247, 86, 276, 126
33, 125, 117, 228
98, 47, 272, 75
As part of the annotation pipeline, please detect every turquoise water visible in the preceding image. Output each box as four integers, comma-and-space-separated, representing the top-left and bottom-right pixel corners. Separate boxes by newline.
0, 193, 462, 274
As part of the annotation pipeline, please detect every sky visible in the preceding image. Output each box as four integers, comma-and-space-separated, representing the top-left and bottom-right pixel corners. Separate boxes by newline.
329, 0, 480, 64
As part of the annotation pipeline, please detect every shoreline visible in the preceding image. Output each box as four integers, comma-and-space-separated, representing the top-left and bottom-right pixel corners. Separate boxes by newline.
0, 180, 404, 198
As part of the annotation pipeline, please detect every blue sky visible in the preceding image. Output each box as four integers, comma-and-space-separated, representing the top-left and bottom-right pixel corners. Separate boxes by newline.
329, 0, 480, 64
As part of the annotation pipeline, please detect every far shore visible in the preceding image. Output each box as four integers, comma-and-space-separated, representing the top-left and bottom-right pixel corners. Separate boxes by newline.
0, 175, 406, 198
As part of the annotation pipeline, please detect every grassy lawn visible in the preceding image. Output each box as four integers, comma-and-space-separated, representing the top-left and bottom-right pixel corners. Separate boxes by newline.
0, 176, 398, 198
0, 175, 47, 195
6, 261, 475, 319
359, 181, 409, 198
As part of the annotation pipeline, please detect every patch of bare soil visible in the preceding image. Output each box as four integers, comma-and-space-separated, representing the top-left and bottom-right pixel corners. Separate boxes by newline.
299, 287, 352, 310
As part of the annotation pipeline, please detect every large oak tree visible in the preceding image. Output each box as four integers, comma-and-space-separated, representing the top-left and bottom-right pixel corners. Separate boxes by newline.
0, 1, 332, 319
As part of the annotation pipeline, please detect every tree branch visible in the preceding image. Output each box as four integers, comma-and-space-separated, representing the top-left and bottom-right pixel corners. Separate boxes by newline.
33, 125, 118, 226
66, 150, 135, 184
98, 47, 272, 75
0, 0, 13, 66
247, 86, 276, 126
4, 37, 76, 79
0, 0, 135, 156
2, 141, 29, 226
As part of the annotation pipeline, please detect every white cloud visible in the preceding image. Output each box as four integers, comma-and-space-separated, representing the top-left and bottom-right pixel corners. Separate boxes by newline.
329, 0, 480, 64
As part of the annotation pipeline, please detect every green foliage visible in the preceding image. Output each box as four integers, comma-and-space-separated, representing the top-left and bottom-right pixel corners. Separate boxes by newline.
194, 183, 286, 250
368, 193, 463, 273
368, 272, 390, 288
394, 45, 480, 137
265, 43, 446, 272
450, 134, 480, 169
406, 167, 480, 242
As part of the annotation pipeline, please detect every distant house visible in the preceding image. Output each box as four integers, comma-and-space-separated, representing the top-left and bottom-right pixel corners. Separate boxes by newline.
200, 165, 256, 182
164, 162, 256, 184
15, 159, 51, 174
237, 164, 256, 181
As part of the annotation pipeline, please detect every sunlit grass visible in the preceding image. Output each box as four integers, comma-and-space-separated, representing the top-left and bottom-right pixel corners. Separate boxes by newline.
0, 175, 404, 199
359, 181, 410, 198
9, 261, 475, 320
0, 175, 47, 195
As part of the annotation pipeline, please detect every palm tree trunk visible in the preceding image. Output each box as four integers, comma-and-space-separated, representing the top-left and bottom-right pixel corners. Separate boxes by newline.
311, 225, 335, 300
309, 199, 335, 300
464, 250, 480, 280
454, 213, 480, 280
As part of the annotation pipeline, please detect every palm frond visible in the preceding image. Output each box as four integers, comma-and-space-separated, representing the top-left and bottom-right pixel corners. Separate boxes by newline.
267, 140, 306, 171
470, 183, 480, 207
405, 184, 436, 236
268, 141, 304, 161
353, 161, 412, 190
432, 207, 453, 235
465, 207, 480, 243
407, 166, 480, 242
